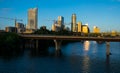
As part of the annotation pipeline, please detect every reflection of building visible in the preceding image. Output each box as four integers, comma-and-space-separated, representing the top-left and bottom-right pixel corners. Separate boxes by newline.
84, 41, 90, 51
15, 23, 25, 33
82, 24, 90, 34
93, 26, 100, 33
71, 14, 77, 32
78, 21, 82, 32
5, 26, 17, 33
27, 8, 38, 30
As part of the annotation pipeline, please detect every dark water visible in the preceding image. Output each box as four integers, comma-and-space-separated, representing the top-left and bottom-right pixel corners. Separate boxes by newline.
0, 41, 120, 73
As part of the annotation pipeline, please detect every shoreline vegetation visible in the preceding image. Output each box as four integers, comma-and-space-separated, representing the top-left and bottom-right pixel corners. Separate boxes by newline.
0, 31, 80, 57
0, 32, 24, 56
1, 27, 117, 57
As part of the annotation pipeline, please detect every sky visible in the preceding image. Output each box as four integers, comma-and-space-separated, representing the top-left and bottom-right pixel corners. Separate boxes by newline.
0, 0, 120, 32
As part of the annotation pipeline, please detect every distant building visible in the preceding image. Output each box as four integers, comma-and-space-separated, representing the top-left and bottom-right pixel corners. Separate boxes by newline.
71, 14, 77, 32
93, 26, 100, 33
82, 25, 90, 34
52, 24, 57, 31
111, 30, 117, 37
58, 16, 64, 26
51, 16, 65, 32
57, 16, 64, 30
41, 26, 46, 30
77, 22, 82, 32
0, 30, 5, 33
27, 8, 38, 30
64, 27, 70, 31
15, 22, 25, 33
23, 29, 35, 34
5, 27, 17, 33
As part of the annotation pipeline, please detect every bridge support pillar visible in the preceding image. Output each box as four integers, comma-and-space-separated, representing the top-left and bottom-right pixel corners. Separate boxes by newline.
54, 40, 62, 55
36, 40, 39, 49
30, 40, 32, 49
106, 42, 110, 56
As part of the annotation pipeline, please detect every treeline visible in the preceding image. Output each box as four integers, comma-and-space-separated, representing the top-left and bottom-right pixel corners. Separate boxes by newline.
0, 32, 23, 56
34, 27, 72, 35
34, 27, 103, 37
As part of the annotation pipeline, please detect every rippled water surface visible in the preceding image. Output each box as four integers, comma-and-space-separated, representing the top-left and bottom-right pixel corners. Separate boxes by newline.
0, 41, 120, 73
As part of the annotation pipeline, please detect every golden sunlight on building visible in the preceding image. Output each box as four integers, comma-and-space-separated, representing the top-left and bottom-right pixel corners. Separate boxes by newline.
77, 21, 82, 32
93, 26, 100, 33
82, 25, 89, 34
71, 14, 77, 32
27, 8, 38, 30
52, 24, 56, 31
111, 30, 117, 37
23, 29, 35, 34
5, 26, 17, 33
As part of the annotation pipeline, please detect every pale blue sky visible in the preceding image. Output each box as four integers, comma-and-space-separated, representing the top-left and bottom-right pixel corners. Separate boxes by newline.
0, 0, 120, 32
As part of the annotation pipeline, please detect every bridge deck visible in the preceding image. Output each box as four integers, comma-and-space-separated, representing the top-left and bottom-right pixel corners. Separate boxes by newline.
20, 35, 120, 42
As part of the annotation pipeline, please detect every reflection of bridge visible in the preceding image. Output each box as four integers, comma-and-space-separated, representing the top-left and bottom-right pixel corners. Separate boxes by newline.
20, 34, 120, 56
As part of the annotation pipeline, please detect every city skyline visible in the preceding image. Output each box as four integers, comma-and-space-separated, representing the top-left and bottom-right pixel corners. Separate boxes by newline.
0, 0, 120, 32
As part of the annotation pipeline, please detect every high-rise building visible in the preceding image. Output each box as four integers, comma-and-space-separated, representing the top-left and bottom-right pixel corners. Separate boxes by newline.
16, 22, 25, 33
93, 26, 100, 33
51, 16, 65, 32
82, 25, 90, 34
58, 16, 64, 26
78, 21, 82, 32
58, 16, 64, 30
71, 14, 77, 32
27, 8, 38, 30
52, 24, 56, 31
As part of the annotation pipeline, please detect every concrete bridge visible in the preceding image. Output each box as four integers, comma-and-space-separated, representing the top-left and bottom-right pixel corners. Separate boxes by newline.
20, 34, 120, 56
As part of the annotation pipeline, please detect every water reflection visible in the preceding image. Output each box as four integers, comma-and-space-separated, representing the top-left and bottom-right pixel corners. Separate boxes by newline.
92, 41, 98, 54
82, 56, 90, 73
84, 41, 90, 52
82, 41, 90, 72
0, 42, 120, 73
106, 55, 110, 73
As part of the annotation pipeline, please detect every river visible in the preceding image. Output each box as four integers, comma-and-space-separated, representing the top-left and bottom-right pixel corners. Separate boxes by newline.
0, 41, 120, 73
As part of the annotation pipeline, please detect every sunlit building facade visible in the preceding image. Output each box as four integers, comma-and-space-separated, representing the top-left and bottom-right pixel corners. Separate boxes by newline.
93, 26, 100, 33
27, 8, 38, 30
78, 21, 82, 32
58, 16, 64, 26
5, 26, 17, 33
71, 14, 77, 32
52, 24, 56, 31
15, 22, 25, 33
82, 25, 90, 34
51, 16, 65, 32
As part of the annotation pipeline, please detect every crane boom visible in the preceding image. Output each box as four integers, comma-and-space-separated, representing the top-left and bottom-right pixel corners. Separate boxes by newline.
45, 19, 57, 24
0, 17, 23, 27
0, 17, 22, 21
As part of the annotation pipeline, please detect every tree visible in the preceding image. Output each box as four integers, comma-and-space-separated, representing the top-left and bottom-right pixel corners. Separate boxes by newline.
34, 26, 50, 34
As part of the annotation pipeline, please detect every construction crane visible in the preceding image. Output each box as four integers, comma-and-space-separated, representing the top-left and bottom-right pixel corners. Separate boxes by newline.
45, 19, 57, 24
64, 22, 71, 25
0, 17, 23, 27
